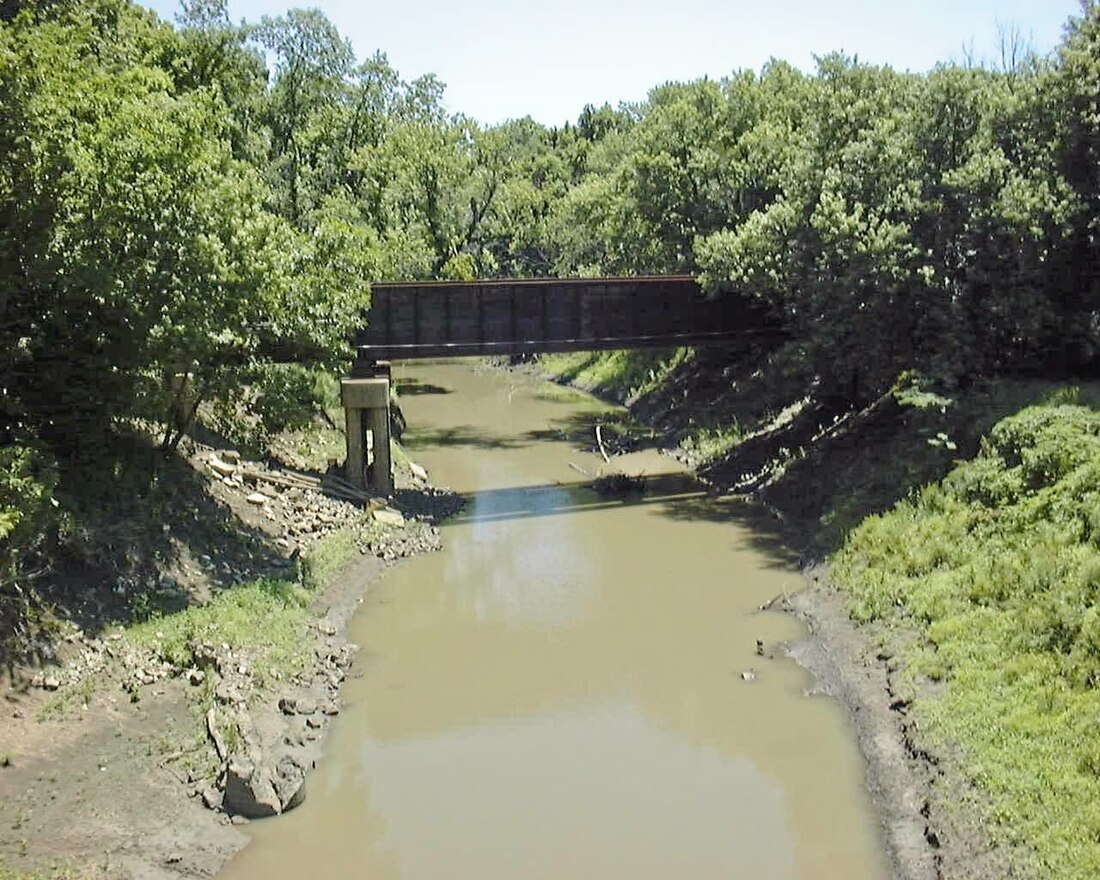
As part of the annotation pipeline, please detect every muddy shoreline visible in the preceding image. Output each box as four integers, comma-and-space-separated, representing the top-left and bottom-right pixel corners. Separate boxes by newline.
784, 575, 939, 880
0, 551, 448, 880
508, 357, 992, 880
3, 360, 970, 879
0, 443, 460, 879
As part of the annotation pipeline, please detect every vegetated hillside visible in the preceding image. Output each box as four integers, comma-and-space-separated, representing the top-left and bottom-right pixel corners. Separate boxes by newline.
834, 394, 1100, 880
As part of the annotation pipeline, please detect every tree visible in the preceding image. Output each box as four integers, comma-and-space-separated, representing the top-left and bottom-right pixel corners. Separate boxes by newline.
254, 7, 354, 223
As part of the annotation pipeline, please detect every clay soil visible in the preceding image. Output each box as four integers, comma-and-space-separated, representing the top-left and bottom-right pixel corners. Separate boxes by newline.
0, 551, 396, 880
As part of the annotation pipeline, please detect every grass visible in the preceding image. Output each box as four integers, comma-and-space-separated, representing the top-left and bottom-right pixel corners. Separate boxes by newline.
0, 863, 86, 880
540, 347, 690, 402
299, 527, 362, 593
832, 397, 1100, 879
279, 421, 347, 471
533, 383, 594, 404
36, 677, 96, 723
126, 577, 312, 690
679, 421, 744, 462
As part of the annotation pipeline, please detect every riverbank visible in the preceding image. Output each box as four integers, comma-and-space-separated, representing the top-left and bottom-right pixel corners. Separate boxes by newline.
0, 422, 461, 880
522, 348, 1100, 880
216, 359, 891, 880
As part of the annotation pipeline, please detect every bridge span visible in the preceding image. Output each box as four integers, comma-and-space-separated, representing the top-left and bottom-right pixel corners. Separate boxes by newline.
354, 276, 777, 363
342, 276, 780, 494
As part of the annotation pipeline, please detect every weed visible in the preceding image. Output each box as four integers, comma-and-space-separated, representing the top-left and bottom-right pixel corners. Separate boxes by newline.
540, 348, 688, 402
533, 384, 592, 404
299, 528, 360, 592
833, 397, 1100, 879
36, 677, 96, 722
126, 577, 311, 691
679, 421, 744, 463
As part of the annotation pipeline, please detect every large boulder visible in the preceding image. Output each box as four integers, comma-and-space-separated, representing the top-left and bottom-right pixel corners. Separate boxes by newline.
273, 755, 307, 812
221, 757, 281, 819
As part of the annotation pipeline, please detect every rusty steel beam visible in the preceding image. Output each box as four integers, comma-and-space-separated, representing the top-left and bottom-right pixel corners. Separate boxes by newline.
356, 276, 781, 360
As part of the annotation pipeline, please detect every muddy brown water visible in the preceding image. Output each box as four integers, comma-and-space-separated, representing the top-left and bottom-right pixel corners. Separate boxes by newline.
220, 362, 890, 880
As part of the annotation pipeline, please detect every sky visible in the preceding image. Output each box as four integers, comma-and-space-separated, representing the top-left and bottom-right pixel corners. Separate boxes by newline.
139, 0, 1083, 127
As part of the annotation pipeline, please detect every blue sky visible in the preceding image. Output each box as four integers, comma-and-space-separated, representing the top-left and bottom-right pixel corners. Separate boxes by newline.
139, 0, 1082, 126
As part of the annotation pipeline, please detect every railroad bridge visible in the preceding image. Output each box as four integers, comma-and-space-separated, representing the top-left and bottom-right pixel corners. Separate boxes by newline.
340, 276, 778, 493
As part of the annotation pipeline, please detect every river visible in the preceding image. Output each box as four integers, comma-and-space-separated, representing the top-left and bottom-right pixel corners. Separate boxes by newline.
219, 361, 889, 879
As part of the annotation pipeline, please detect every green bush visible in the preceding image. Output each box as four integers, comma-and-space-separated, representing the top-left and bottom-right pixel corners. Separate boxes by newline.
833, 400, 1100, 878
0, 445, 57, 658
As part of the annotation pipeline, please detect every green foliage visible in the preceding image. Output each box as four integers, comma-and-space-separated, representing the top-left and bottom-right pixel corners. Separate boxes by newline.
297, 528, 359, 592
0, 445, 57, 657
0, 0, 369, 455
0, 447, 53, 550
540, 348, 688, 403
833, 400, 1100, 877
127, 577, 311, 688
679, 422, 744, 463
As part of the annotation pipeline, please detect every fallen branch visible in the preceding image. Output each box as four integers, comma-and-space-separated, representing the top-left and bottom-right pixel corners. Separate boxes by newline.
595, 425, 611, 464
206, 708, 229, 764
242, 469, 320, 492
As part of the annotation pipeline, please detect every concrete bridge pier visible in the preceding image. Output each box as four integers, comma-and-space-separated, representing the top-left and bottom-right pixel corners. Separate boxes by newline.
341, 362, 392, 495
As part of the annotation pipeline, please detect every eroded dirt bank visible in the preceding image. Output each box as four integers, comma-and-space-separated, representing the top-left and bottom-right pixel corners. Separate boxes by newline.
508, 353, 1004, 880
0, 438, 460, 880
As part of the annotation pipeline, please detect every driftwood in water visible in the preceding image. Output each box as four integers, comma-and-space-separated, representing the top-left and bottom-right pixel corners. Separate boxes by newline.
594, 425, 611, 464
591, 472, 646, 495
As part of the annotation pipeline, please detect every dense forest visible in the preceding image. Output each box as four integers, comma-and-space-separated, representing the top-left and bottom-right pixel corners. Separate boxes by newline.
3, 0, 1097, 461
2, 1, 1100, 874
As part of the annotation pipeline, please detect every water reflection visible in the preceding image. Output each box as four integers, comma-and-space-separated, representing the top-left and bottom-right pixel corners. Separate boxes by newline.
219, 363, 888, 880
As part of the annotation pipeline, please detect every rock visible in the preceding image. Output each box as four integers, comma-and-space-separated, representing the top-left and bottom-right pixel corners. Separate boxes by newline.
230, 814, 250, 826
305, 716, 323, 730
165, 853, 183, 865
201, 787, 222, 810
209, 456, 237, 477
294, 697, 317, 716
42, 675, 60, 691
221, 758, 280, 819
373, 508, 406, 528
189, 640, 218, 669
188, 668, 206, 686
220, 449, 241, 464
316, 620, 337, 637
278, 696, 298, 716
409, 462, 428, 482
246, 492, 268, 505
273, 756, 307, 812
215, 682, 243, 705
322, 703, 340, 716
740, 669, 757, 682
